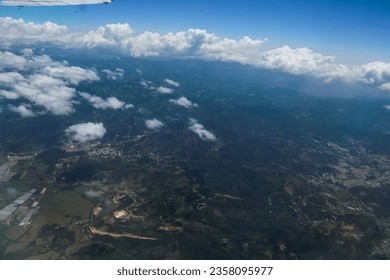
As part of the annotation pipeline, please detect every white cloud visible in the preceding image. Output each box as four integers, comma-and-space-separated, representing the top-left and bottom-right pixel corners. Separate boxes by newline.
0, 17, 265, 63
188, 118, 216, 142
140, 80, 155, 89
169, 97, 198, 108
3, 73, 76, 115
380, 83, 390, 91
0, 50, 66, 72
165, 79, 180, 87
0, 51, 28, 70
145, 118, 164, 130
125, 104, 135, 109
354, 62, 390, 88
257, 46, 350, 81
21, 48, 33, 57
383, 105, 390, 110
84, 189, 102, 199
41, 65, 99, 85
2, 17, 390, 92
0, 50, 99, 116
66, 122, 107, 142
99, 97, 125, 109
238, 45, 390, 90
0, 71, 25, 83
8, 104, 36, 117
0, 89, 20, 99
157, 86, 174, 94
0, 17, 68, 48
102, 68, 125, 80
80, 92, 133, 110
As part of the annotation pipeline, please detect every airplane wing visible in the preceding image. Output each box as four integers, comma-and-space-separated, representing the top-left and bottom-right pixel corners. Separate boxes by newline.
0, 0, 112, 6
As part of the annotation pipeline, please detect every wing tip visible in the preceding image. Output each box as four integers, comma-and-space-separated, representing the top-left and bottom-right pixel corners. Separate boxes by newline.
0, 0, 113, 6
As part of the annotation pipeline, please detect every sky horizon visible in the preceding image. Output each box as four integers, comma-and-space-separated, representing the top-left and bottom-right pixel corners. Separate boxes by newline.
0, 0, 389, 64
1, 0, 390, 99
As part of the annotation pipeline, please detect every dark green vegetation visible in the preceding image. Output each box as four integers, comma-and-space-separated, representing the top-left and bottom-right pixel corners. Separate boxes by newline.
1, 57, 390, 259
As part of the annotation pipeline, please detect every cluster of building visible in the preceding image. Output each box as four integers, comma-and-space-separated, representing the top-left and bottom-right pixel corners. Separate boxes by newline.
0, 160, 16, 182
0, 154, 35, 182
0, 188, 46, 226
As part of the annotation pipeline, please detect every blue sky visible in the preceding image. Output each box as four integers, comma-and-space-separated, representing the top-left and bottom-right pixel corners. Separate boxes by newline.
0, 0, 389, 64
1, 0, 390, 117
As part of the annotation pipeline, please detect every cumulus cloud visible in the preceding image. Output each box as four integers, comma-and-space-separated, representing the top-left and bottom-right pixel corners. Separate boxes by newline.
188, 118, 216, 142
157, 86, 174, 94
0, 48, 71, 69
383, 105, 390, 110
80, 92, 133, 110
0, 50, 99, 115
102, 68, 125, 80
255, 47, 390, 90
257, 46, 350, 81
8, 104, 36, 117
84, 189, 102, 199
380, 83, 390, 91
169, 97, 198, 108
65, 122, 107, 142
165, 79, 180, 87
2, 17, 390, 92
145, 118, 164, 130
140, 79, 154, 89
354, 62, 390, 89
0, 17, 265, 63
0, 50, 28, 70
0, 17, 68, 47
40, 65, 99, 85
